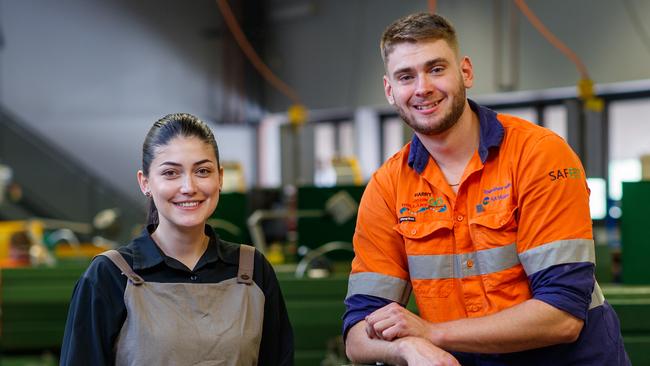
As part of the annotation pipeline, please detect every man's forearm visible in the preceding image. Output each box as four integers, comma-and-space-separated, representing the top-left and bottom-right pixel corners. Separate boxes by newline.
346, 320, 461, 366
429, 299, 583, 353
346, 321, 404, 365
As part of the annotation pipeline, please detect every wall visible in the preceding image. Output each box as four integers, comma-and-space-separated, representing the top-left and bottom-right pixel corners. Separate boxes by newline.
0, 0, 258, 202
264, 0, 650, 111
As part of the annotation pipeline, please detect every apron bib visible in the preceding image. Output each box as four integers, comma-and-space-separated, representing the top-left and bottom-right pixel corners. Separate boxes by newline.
100, 245, 264, 366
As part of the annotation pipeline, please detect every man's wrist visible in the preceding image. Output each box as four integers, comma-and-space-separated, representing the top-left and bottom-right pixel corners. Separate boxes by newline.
387, 337, 414, 366
427, 322, 447, 348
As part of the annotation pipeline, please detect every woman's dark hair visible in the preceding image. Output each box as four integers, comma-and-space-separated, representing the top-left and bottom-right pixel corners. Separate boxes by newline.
142, 113, 220, 227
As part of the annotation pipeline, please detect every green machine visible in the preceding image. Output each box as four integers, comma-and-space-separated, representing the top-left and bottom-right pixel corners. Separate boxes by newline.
296, 185, 364, 249
621, 181, 650, 284
209, 192, 250, 244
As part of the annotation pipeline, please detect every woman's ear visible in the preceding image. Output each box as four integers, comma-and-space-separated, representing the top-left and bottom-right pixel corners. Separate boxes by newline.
137, 170, 150, 196
218, 166, 224, 192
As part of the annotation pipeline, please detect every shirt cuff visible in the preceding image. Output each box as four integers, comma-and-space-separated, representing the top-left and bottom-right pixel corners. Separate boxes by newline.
342, 294, 393, 338
528, 262, 595, 320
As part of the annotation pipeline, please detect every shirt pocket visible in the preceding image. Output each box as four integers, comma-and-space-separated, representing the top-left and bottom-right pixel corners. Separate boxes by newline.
469, 207, 525, 291
395, 220, 455, 298
469, 207, 518, 249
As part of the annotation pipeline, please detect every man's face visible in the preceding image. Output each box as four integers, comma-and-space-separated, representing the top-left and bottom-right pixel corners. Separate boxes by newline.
383, 39, 473, 136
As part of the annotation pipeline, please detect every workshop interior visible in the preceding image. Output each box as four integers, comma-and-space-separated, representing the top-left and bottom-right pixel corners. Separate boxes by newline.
1, 0, 650, 365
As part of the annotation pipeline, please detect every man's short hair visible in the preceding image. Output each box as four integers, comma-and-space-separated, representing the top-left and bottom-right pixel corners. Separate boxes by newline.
380, 12, 459, 66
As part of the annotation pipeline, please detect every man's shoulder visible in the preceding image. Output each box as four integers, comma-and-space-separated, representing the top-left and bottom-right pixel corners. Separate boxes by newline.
374, 143, 412, 178
496, 113, 567, 152
497, 113, 551, 136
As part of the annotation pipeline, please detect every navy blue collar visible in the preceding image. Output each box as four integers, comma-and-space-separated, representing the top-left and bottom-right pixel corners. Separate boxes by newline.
128, 224, 234, 270
407, 99, 504, 174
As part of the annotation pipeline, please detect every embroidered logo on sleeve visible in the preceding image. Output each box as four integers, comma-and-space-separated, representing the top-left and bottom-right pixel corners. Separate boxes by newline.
548, 167, 581, 181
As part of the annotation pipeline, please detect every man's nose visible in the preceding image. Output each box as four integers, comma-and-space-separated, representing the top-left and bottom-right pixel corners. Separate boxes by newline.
415, 74, 434, 97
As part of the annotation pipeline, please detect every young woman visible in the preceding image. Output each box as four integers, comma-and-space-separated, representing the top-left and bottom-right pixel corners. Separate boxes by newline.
61, 113, 293, 365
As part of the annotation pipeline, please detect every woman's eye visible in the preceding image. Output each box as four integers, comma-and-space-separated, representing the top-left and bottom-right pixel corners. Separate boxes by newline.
196, 168, 211, 176
162, 170, 178, 178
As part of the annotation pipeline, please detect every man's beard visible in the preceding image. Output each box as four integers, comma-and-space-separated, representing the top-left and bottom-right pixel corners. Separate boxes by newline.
396, 81, 466, 136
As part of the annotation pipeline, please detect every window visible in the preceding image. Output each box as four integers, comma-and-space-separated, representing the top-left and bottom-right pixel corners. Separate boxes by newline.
608, 99, 650, 200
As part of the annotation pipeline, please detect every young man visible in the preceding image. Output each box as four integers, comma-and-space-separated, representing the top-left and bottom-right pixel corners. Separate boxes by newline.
343, 12, 630, 366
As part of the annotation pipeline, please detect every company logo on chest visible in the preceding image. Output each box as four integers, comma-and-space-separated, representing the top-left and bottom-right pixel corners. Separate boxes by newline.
398, 191, 448, 223
475, 182, 512, 213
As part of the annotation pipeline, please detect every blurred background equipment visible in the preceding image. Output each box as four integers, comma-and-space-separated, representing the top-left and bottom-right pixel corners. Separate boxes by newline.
331, 157, 363, 186
0, 163, 13, 205
0, 220, 51, 268
2, 230, 32, 267
92, 208, 121, 244
220, 161, 247, 193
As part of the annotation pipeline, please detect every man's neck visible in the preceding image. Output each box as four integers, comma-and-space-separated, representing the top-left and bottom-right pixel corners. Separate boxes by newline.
416, 101, 480, 185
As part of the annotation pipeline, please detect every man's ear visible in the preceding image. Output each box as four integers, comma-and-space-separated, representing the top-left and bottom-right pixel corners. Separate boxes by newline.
460, 56, 474, 89
383, 75, 395, 105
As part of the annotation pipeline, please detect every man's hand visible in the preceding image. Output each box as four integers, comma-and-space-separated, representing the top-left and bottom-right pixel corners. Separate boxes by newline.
365, 302, 434, 341
346, 320, 457, 365
392, 336, 460, 366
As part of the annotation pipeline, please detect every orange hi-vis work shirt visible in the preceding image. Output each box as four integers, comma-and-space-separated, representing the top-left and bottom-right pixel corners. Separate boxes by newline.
346, 100, 604, 323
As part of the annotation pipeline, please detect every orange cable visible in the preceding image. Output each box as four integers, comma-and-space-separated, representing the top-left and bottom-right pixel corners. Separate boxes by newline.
513, 0, 589, 79
216, 0, 302, 105
428, 0, 437, 14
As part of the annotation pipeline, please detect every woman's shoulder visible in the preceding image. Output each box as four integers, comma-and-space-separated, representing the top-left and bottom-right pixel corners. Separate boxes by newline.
215, 239, 243, 260
80, 246, 135, 290
217, 239, 278, 287
221, 241, 266, 269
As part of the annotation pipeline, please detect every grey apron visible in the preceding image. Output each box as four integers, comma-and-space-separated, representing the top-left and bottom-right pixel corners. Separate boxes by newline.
100, 245, 264, 366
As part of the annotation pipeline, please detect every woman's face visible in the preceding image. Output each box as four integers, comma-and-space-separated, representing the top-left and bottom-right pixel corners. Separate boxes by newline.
138, 136, 222, 232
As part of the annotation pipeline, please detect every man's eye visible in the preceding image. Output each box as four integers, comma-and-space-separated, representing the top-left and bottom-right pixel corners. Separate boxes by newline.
431, 66, 444, 73
398, 75, 413, 82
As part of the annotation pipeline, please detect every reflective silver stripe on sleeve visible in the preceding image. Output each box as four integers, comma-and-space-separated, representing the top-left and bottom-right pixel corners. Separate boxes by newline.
589, 281, 605, 309
408, 243, 520, 279
346, 272, 412, 305
519, 239, 595, 276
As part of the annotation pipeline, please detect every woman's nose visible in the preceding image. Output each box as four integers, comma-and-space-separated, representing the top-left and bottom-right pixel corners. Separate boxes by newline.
180, 175, 197, 194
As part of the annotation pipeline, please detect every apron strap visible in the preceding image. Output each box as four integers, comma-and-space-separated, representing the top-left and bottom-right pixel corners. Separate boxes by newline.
97, 250, 145, 286
237, 245, 255, 285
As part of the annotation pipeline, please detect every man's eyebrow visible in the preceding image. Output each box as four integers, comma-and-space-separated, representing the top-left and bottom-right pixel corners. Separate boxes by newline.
392, 66, 414, 76
392, 57, 448, 77
424, 58, 448, 68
